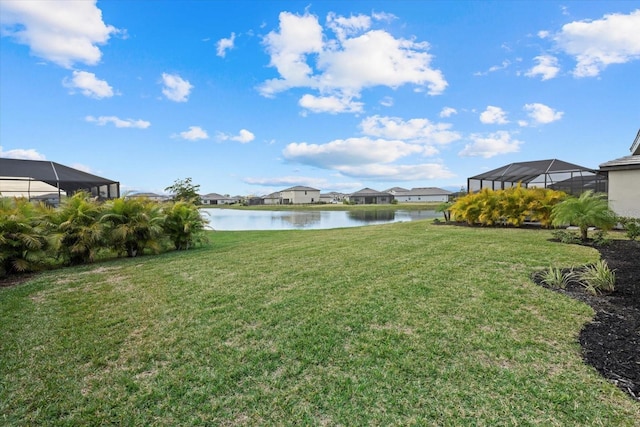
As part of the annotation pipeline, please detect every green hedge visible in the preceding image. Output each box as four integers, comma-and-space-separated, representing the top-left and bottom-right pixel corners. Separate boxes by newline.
0, 192, 208, 277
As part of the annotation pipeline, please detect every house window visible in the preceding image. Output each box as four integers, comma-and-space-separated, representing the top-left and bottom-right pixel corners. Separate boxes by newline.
305, 191, 307, 195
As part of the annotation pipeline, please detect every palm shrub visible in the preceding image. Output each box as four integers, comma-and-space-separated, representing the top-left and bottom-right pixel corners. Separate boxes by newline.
450, 192, 482, 225
499, 185, 532, 227
101, 197, 164, 257
528, 188, 567, 228
477, 188, 502, 226
47, 192, 105, 265
162, 201, 209, 250
551, 190, 617, 241
0, 197, 53, 277
450, 185, 566, 227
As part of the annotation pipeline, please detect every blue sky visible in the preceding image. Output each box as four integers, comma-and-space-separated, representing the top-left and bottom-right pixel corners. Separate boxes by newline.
1, 1, 639, 196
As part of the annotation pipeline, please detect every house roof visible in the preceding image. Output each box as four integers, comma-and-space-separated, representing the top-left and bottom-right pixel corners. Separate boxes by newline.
262, 192, 281, 199
201, 192, 226, 199
385, 187, 410, 194
0, 158, 119, 194
350, 188, 391, 196
631, 129, 640, 155
399, 187, 453, 196
469, 159, 597, 184
599, 155, 640, 171
129, 192, 169, 198
281, 186, 319, 192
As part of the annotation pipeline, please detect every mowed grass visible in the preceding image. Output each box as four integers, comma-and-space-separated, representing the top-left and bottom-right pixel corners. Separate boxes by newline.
1, 221, 638, 425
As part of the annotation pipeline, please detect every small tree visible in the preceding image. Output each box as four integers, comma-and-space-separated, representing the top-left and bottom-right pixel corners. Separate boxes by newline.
551, 190, 617, 241
165, 178, 201, 203
435, 201, 452, 222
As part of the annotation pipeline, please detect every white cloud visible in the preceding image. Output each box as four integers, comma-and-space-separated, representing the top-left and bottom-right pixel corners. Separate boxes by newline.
260, 11, 324, 97
63, 71, 114, 98
554, 9, 640, 77
326, 12, 371, 41
523, 103, 564, 124
0, 146, 46, 160
217, 129, 255, 144
335, 163, 454, 181
479, 106, 509, 124
525, 55, 560, 80
474, 60, 511, 76
259, 11, 447, 108
379, 96, 394, 107
85, 115, 150, 129
243, 175, 328, 188
0, 0, 118, 68
283, 137, 424, 169
459, 131, 523, 158
299, 94, 363, 114
439, 107, 457, 118
176, 126, 209, 141
161, 73, 193, 102
538, 30, 550, 39
216, 32, 236, 57
359, 115, 461, 145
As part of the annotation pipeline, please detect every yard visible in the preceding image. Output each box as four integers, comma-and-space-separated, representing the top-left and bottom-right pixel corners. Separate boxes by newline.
1, 221, 638, 425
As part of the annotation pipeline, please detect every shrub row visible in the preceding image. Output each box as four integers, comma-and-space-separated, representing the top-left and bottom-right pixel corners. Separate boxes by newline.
0, 192, 208, 278
450, 185, 567, 227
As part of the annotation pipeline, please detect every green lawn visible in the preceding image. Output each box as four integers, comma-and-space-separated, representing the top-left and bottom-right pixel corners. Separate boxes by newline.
1, 221, 638, 425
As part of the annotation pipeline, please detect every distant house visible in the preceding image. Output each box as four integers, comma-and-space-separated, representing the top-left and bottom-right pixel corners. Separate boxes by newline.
201, 193, 237, 205
599, 130, 640, 217
319, 192, 346, 204
349, 188, 393, 205
128, 192, 171, 202
392, 187, 452, 203
385, 187, 409, 195
280, 186, 320, 204
262, 192, 282, 205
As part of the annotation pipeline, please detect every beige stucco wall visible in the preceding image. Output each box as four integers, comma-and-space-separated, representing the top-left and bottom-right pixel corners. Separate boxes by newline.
281, 189, 320, 204
608, 169, 640, 218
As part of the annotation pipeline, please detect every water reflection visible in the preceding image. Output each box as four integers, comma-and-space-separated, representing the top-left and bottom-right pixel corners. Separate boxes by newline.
348, 210, 396, 222
279, 211, 322, 227
204, 209, 438, 231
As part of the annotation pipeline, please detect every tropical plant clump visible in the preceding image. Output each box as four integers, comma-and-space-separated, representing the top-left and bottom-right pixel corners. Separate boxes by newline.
0, 197, 54, 276
578, 259, 616, 295
619, 217, 640, 241
551, 190, 617, 241
449, 185, 567, 227
536, 267, 576, 289
0, 192, 209, 278
537, 260, 615, 295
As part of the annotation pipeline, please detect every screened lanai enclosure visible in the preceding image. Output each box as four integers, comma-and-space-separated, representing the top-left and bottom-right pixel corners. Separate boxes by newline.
467, 159, 607, 196
0, 158, 120, 205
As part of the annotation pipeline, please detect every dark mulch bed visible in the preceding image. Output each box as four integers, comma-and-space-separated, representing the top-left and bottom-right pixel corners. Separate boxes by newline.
534, 239, 640, 401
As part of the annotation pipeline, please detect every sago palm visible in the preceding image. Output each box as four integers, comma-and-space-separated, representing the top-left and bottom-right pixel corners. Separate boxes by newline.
551, 190, 616, 241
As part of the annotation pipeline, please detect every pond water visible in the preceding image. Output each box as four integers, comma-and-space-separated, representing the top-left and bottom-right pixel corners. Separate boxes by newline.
203, 209, 439, 231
